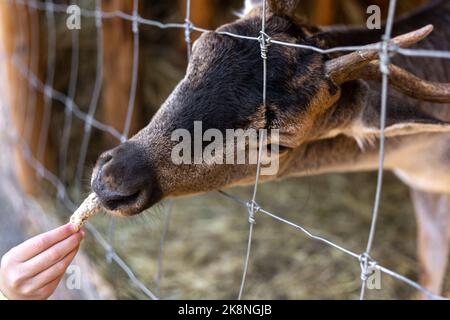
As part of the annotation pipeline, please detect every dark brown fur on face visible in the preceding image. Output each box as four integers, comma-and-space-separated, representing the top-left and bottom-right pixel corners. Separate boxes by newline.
92, 0, 450, 214
91, 3, 343, 214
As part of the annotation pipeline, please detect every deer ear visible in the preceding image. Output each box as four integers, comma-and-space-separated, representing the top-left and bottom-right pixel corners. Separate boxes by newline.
242, 0, 263, 15
338, 81, 450, 146
267, 0, 300, 17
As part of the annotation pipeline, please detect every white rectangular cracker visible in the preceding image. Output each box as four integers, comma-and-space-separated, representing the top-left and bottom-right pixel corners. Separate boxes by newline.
70, 193, 101, 231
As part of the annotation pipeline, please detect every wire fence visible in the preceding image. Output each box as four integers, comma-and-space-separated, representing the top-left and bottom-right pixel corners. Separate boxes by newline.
1, 0, 449, 300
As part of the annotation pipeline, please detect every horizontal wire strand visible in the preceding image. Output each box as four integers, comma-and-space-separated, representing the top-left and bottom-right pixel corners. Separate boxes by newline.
12, 0, 450, 60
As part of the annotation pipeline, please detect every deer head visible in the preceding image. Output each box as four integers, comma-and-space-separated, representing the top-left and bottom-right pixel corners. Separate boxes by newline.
91, 0, 450, 216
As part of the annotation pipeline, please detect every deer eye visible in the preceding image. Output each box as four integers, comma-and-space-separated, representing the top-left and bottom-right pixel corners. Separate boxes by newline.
267, 144, 292, 154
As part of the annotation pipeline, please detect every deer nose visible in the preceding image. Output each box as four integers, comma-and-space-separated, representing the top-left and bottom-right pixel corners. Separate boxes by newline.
97, 151, 113, 168
91, 142, 156, 213
92, 145, 134, 196
90, 140, 164, 215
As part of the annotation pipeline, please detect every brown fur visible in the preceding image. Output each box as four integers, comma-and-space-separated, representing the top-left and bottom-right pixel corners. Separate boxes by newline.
91, 0, 450, 296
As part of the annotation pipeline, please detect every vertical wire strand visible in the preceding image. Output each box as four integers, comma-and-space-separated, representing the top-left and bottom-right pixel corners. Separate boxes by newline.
59, 0, 80, 184
36, 0, 56, 177
360, 0, 397, 300
106, 215, 117, 288
75, 0, 104, 193
238, 0, 268, 300
106, 0, 141, 291
122, 0, 140, 141
24, 3, 39, 144
156, 200, 174, 295
185, 0, 192, 61
238, 132, 265, 300
154, 0, 193, 297
153, 0, 194, 296
238, 217, 254, 299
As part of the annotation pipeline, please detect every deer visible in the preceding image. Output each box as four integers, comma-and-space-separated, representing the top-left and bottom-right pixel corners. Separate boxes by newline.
90, 0, 450, 298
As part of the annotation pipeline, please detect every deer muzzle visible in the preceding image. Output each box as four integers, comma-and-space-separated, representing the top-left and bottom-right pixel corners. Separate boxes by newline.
91, 141, 162, 216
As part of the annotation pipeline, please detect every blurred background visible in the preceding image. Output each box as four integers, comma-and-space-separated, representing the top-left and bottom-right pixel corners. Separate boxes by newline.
0, 0, 448, 299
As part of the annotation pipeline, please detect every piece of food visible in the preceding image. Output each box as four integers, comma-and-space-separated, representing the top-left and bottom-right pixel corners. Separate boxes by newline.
69, 193, 101, 231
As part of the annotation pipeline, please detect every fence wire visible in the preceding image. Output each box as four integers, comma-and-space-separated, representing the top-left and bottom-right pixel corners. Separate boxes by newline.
1, 0, 449, 300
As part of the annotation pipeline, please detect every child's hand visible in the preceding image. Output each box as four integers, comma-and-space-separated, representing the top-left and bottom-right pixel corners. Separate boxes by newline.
0, 224, 84, 300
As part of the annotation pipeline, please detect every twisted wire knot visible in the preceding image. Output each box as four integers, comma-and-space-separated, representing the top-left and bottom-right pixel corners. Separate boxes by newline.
36, 163, 45, 178
379, 35, 391, 76
31, 74, 39, 88
65, 98, 73, 113
57, 183, 65, 201
44, 84, 52, 98
106, 246, 114, 264
258, 31, 271, 60
84, 115, 93, 131
184, 19, 193, 44
45, 1, 54, 13
359, 252, 377, 281
95, 8, 102, 28
246, 200, 261, 224
132, 16, 139, 34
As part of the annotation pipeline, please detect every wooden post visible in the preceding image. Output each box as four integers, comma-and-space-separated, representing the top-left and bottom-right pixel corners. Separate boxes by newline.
0, 2, 54, 195
312, 0, 337, 25
102, 0, 142, 148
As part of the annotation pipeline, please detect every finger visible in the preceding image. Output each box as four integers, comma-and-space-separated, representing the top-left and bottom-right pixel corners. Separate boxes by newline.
31, 275, 63, 300
22, 247, 79, 293
23, 232, 83, 277
10, 224, 78, 262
